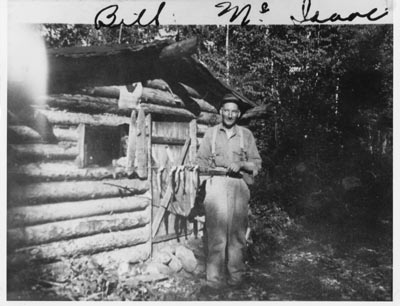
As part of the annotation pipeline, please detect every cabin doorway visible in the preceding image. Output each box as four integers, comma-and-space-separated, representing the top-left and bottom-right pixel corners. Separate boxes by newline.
150, 120, 198, 241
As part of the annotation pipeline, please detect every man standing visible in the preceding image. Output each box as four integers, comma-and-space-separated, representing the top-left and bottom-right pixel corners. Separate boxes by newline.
195, 93, 262, 290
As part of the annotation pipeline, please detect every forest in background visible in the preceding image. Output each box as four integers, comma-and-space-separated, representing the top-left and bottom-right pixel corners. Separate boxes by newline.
39, 24, 393, 228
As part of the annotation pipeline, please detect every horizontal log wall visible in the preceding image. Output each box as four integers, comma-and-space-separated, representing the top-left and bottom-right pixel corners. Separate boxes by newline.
7, 107, 154, 269
87, 84, 217, 114
45, 96, 199, 123
141, 87, 186, 108
9, 161, 128, 182
7, 91, 220, 269
6, 103, 191, 270
9, 224, 151, 266
140, 103, 195, 120
46, 92, 191, 119
8, 125, 78, 143
9, 143, 78, 161
46, 94, 129, 116
54, 127, 78, 141
8, 178, 150, 206
8, 206, 151, 249
43, 91, 223, 124
37, 109, 131, 126
8, 196, 150, 228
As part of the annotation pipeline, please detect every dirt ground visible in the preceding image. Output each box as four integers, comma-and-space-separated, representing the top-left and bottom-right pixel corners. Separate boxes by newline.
7, 212, 392, 301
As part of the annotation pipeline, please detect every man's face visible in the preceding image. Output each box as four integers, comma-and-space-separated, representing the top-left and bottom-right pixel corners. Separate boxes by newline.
220, 102, 240, 128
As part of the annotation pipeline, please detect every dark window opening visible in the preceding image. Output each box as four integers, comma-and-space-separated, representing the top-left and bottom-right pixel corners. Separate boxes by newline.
83, 124, 129, 167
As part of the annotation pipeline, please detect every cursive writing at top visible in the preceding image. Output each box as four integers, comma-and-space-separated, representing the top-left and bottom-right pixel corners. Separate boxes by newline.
94, 2, 166, 30
291, 0, 389, 24
215, 1, 270, 26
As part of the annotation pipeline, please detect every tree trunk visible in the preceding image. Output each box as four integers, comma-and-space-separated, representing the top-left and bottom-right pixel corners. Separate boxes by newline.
225, 24, 230, 84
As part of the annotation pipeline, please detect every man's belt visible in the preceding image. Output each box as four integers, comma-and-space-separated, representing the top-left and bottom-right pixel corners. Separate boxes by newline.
199, 166, 229, 176
199, 166, 253, 184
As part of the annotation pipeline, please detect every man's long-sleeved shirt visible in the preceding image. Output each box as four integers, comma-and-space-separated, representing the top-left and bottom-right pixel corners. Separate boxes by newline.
195, 124, 262, 174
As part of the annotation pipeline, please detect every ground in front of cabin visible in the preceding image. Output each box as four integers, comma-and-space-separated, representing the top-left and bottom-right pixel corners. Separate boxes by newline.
7, 204, 392, 301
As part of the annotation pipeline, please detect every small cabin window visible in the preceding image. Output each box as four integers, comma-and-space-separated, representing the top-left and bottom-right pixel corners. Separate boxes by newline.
77, 124, 129, 168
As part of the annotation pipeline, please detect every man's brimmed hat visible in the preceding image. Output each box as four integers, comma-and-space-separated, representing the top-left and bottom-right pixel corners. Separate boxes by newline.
219, 92, 255, 114
220, 93, 246, 114
222, 93, 241, 104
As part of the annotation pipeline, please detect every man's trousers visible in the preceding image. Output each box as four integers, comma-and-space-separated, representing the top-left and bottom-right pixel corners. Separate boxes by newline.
203, 176, 250, 287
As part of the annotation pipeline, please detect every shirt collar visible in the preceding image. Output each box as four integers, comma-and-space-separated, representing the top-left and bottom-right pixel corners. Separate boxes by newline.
219, 123, 238, 138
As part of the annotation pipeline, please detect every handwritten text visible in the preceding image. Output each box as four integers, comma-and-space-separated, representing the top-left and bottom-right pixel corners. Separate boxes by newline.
215, 1, 270, 26
290, 0, 388, 24
94, 2, 166, 30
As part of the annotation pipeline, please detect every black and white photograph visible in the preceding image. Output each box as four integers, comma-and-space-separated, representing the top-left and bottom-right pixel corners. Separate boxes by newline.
2, 0, 397, 303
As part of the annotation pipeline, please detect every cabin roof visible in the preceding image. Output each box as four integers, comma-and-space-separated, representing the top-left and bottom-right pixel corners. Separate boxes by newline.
49, 39, 173, 58
47, 38, 257, 113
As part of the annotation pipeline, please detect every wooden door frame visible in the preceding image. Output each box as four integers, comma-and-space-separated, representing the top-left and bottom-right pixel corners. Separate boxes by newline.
150, 119, 198, 245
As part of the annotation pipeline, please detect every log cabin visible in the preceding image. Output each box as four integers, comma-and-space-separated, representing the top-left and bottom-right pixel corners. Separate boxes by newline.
7, 37, 266, 279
